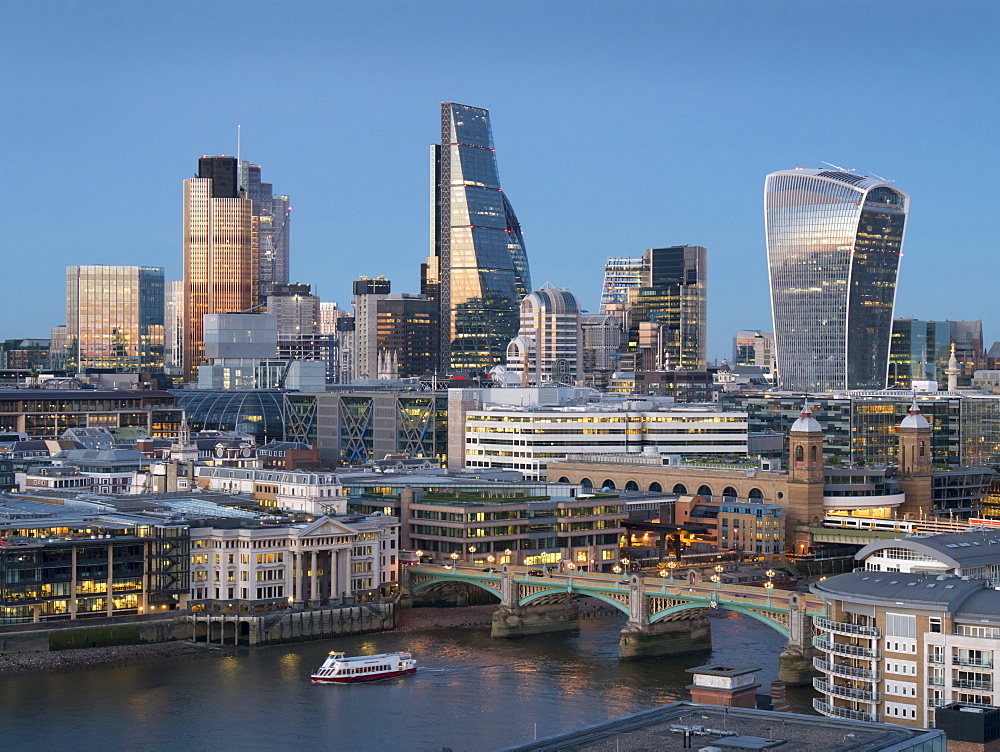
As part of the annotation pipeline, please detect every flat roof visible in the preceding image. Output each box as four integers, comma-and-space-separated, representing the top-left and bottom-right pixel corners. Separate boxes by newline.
497, 701, 942, 751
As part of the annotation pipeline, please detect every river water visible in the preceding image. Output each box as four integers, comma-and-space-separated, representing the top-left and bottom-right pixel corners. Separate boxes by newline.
0, 611, 814, 751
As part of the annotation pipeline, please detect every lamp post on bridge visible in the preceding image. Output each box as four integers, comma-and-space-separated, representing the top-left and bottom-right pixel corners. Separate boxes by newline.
668, 559, 677, 583
659, 568, 668, 593
449, 552, 458, 569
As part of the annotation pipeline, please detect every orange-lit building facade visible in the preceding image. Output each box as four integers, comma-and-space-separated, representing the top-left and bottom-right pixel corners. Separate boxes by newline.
182, 156, 255, 381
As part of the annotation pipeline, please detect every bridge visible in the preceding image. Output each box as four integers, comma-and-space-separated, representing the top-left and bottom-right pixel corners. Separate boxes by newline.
407, 564, 827, 685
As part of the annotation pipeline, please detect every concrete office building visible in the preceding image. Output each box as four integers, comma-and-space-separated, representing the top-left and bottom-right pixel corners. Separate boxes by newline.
452, 387, 747, 481
506, 286, 582, 386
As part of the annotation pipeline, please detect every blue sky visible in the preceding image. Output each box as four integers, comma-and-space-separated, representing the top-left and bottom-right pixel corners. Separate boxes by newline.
4, 1, 998, 361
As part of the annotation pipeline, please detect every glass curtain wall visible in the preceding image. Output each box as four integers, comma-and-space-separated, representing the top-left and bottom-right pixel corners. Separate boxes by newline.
765, 169, 908, 392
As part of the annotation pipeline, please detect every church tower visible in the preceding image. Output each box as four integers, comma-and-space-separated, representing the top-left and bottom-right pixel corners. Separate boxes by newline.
785, 400, 826, 554
896, 397, 933, 518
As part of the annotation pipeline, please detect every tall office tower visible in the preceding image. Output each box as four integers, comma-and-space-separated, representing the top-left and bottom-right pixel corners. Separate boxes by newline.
506, 286, 583, 386
239, 160, 291, 302
267, 283, 319, 336
376, 293, 438, 379
627, 245, 708, 371
765, 168, 909, 392
427, 102, 530, 374
183, 156, 254, 381
581, 314, 624, 379
599, 257, 644, 319
889, 319, 951, 388
352, 276, 390, 380
164, 280, 183, 375
733, 331, 776, 371
66, 265, 165, 372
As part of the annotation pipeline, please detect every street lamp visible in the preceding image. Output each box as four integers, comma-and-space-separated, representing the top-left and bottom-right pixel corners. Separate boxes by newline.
468, 545, 476, 562
415, 550, 423, 563
487, 555, 495, 564
710, 574, 720, 588
622, 557, 630, 574
659, 569, 668, 591
450, 552, 459, 569
668, 560, 677, 582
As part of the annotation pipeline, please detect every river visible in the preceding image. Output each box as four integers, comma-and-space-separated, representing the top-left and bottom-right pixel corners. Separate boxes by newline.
0, 611, 814, 751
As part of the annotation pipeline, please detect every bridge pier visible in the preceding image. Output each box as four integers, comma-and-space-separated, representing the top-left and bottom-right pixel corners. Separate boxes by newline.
777, 594, 818, 686
619, 615, 711, 659
491, 603, 579, 638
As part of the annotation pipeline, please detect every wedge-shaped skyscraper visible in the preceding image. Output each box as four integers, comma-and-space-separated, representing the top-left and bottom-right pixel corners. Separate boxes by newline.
425, 102, 530, 374
765, 168, 908, 392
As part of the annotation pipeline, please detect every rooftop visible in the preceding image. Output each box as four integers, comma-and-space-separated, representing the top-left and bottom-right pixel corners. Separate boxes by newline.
497, 701, 942, 751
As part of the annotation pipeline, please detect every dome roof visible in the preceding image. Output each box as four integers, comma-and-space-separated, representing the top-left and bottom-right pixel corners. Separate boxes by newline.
790, 399, 822, 433
900, 398, 930, 429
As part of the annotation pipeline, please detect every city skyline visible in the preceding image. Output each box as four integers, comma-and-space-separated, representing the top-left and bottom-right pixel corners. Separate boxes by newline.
4, 2, 999, 361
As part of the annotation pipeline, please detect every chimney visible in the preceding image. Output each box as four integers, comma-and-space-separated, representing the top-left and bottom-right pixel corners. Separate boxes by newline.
770, 681, 791, 713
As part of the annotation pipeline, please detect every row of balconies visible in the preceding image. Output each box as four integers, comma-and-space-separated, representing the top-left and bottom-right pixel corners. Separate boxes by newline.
813, 635, 880, 659
813, 678, 881, 702
813, 699, 879, 723
930, 654, 994, 668
813, 657, 880, 681
814, 616, 881, 637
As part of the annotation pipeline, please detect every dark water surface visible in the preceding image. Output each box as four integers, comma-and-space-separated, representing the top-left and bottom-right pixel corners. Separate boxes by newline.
0, 612, 814, 751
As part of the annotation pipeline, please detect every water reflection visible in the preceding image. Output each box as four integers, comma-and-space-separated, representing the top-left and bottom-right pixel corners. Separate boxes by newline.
0, 612, 813, 751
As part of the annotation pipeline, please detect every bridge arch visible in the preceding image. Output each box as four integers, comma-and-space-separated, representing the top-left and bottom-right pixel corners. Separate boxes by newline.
650, 600, 789, 638
520, 588, 628, 614
409, 574, 502, 601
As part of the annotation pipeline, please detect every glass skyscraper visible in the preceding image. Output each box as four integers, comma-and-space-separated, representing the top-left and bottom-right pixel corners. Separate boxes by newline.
765, 168, 909, 392
426, 102, 530, 374
66, 265, 165, 372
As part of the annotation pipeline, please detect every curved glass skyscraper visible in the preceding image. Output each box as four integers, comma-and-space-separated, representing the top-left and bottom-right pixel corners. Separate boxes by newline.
765, 168, 909, 392
426, 102, 530, 374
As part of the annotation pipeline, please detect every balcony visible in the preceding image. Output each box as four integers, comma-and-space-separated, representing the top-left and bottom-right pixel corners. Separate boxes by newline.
813, 657, 880, 682
813, 678, 881, 702
928, 697, 945, 708
927, 654, 945, 664
814, 616, 881, 637
813, 699, 879, 723
813, 635, 880, 659
953, 679, 993, 691
929, 676, 944, 686
953, 657, 993, 668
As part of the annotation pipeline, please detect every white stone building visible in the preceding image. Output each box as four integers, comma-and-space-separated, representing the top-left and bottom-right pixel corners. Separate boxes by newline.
189, 513, 400, 610
195, 466, 346, 514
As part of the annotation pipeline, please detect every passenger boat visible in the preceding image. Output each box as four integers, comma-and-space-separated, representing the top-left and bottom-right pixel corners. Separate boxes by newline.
310, 651, 417, 683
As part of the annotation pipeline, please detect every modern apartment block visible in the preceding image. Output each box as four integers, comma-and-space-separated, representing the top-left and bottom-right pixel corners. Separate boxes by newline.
66, 265, 165, 372
765, 169, 909, 392
427, 102, 530, 374
812, 530, 1000, 729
